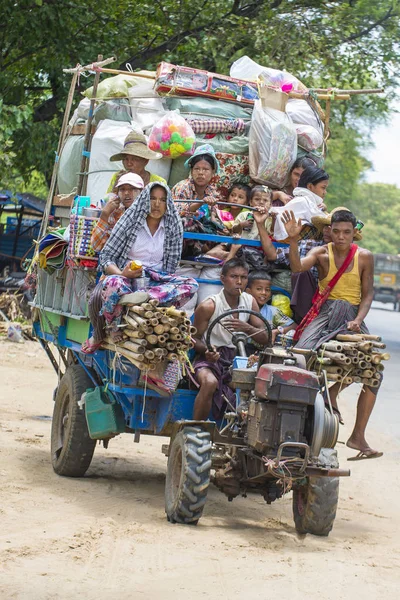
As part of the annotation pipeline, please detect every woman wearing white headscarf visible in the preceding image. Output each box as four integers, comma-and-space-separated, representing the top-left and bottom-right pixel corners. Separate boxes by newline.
82, 182, 197, 353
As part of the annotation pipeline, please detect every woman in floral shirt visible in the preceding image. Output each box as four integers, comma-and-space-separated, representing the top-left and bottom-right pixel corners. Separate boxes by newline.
171, 144, 220, 216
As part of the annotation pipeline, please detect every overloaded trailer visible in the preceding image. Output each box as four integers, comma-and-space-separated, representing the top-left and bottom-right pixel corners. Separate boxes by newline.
31, 56, 357, 536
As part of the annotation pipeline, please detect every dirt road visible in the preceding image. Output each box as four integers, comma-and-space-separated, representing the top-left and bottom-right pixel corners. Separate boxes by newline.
1, 338, 399, 599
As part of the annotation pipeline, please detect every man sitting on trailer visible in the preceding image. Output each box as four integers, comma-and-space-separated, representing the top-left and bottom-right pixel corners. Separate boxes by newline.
192, 258, 269, 420
282, 208, 382, 460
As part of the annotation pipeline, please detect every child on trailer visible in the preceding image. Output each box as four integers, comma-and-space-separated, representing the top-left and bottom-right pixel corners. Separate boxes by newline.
226, 186, 273, 271
214, 183, 251, 231
232, 185, 273, 240
246, 270, 295, 344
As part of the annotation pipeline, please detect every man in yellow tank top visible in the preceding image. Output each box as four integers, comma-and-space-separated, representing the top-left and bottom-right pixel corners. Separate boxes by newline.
282, 208, 382, 460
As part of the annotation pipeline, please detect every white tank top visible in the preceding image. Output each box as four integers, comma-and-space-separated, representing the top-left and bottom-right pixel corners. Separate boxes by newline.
207, 289, 254, 349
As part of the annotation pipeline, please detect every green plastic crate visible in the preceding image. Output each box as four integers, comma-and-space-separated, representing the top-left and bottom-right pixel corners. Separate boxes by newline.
84, 386, 126, 439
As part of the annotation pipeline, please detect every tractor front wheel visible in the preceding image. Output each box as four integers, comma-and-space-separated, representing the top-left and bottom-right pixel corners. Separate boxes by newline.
292, 448, 339, 536
165, 426, 212, 525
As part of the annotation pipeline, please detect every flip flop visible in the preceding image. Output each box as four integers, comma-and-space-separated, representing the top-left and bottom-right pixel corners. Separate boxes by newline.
81, 339, 103, 355
347, 450, 383, 461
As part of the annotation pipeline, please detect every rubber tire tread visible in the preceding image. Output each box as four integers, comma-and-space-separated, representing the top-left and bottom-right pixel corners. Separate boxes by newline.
165, 426, 212, 525
51, 365, 96, 477
292, 448, 339, 537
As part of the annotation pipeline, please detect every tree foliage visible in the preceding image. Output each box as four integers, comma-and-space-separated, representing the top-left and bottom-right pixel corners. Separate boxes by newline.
1, 0, 400, 251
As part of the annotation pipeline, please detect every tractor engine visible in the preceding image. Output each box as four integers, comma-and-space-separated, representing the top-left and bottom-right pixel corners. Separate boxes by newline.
245, 364, 320, 455
231, 354, 337, 459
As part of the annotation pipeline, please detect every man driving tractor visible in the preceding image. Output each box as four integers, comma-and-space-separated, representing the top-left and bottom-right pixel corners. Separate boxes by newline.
192, 258, 269, 420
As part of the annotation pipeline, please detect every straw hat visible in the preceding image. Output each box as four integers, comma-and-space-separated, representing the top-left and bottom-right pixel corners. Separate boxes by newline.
312, 206, 362, 241
110, 131, 162, 162
114, 173, 144, 189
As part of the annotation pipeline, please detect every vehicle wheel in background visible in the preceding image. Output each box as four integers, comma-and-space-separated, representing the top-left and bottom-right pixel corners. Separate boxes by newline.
292, 448, 339, 536
165, 426, 212, 525
51, 364, 96, 477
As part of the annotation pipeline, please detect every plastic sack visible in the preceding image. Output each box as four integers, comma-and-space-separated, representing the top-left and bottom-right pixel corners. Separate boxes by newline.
295, 124, 323, 151
148, 111, 195, 159
286, 99, 324, 135
230, 56, 307, 93
249, 101, 297, 188
7, 323, 24, 343
296, 147, 325, 168
78, 98, 91, 120
93, 99, 132, 124
271, 294, 293, 318
84, 74, 138, 99
57, 135, 84, 194
86, 120, 134, 205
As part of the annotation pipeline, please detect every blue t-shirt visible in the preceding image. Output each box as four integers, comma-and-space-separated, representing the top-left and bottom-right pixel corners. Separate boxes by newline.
260, 304, 294, 328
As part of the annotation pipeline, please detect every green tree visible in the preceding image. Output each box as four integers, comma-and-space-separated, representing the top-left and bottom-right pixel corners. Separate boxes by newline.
1, 0, 400, 225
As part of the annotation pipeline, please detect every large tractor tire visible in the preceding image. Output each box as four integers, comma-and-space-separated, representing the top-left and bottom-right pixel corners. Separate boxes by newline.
165, 426, 212, 525
51, 365, 96, 477
292, 448, 339, 536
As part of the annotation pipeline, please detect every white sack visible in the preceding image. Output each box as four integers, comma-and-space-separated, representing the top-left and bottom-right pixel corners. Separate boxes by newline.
295, 124, 323, 151
86, 120, 134, 205
230, 56, 307, 92
286, 99, 324, 135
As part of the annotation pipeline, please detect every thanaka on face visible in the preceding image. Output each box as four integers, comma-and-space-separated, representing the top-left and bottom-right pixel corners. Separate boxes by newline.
247, 279, 272, 308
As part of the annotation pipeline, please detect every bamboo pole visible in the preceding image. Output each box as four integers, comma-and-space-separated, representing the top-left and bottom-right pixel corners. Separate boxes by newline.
311, 88, 384, 96
39, 68, 80, 238
63, 56, 116, 74
77, 53, 103, 196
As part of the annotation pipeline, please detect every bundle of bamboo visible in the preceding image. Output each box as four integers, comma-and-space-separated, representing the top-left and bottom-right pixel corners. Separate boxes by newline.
101, 299, 195, 371
312, 333, 389, 388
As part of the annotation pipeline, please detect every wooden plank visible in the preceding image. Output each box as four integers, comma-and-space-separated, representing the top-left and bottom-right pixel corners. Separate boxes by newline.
53, 193, 75, 208
71, 124, 96, 136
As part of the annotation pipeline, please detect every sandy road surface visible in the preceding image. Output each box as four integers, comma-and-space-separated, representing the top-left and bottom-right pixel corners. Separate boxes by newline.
1, 337, 399, 600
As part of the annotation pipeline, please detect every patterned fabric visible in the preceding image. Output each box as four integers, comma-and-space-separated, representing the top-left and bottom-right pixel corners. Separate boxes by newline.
275, 239, 323, 281
260, 304, 294, 328
107, 171, 166, 193
171, 177, 220, 213
99, 182, 183, 274
98, 270, 198, 331
296, 300, 373, 359
194, 347, 237, 419
186, 118, 246, 134
233, 210, 273, 239
213, 153, 250, 198
294, 244, 357, 341
91, 206, 124, 253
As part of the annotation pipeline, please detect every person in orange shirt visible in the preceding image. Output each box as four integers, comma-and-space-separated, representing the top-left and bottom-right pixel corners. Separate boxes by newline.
91, 172, 144, 253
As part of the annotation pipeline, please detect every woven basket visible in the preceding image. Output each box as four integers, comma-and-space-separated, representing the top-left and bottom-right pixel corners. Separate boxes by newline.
68, 214, 99, 261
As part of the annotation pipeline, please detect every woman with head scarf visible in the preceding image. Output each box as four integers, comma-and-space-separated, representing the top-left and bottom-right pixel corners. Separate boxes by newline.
171, 144, 220, 216
270, 166, 329, 241
107, 130, 167, 193
81, 182, 198, 353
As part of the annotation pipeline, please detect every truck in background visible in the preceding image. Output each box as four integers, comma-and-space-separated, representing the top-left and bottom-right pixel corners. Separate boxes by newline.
373, 253, 400, 311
